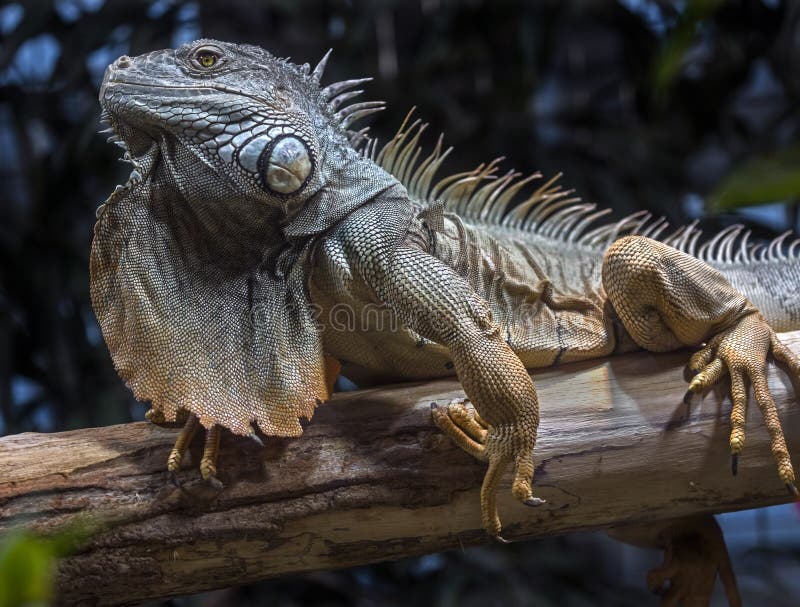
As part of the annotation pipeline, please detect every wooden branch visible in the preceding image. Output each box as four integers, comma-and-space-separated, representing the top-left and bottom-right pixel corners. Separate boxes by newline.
2, 332, 800, 605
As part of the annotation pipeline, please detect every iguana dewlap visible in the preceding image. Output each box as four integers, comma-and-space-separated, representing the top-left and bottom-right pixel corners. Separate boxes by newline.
93, 40, 800, 547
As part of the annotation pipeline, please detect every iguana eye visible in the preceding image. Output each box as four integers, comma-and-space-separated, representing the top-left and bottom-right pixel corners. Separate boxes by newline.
191, 46, 222, 69
260, 135, 312, 195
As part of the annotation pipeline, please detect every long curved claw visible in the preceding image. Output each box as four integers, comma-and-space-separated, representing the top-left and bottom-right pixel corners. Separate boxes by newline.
206, 475, 224, 491
523, 496, 546, 507
167, 470, 181, 487
248, 426, 264, 447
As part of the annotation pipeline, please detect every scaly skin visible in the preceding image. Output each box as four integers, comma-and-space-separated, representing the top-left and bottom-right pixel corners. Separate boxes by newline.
94, 40, 800, 604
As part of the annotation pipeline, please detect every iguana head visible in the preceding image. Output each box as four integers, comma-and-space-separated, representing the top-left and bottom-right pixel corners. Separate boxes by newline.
92, 40, 404, 437
100, 39, 384, 218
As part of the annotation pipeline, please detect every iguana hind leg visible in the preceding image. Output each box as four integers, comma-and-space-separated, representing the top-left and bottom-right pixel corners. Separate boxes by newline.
610, 515, 742, 607
604, 235, 800, 492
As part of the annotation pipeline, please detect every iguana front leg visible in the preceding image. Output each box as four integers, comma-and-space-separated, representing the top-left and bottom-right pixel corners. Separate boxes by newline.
162, 414, 224, 488
343, 208, 544, 538
389, 245, 544, 538
151, 356, 341, 487
603, 235, 800, 491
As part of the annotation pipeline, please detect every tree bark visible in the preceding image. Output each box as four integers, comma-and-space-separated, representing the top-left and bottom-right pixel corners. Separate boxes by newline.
1, 332, 799, 606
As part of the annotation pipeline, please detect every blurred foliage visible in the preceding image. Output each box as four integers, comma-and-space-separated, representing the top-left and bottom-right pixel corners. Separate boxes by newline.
709, 146, 800, 210
0, 524, 90, 607
1, 0, 799, 605
651, 0, 726, 101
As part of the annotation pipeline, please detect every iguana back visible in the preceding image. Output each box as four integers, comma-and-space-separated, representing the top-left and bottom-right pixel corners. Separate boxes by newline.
364, 114, 800, 336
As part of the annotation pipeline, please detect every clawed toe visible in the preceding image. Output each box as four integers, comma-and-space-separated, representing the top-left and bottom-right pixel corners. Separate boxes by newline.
685, 318, 800, 492
146, 407, 167, 424
431, 399, 488, 461
447, 398, 488, 443
493, 534, 511, 544
164, 415, 232, 491
433, 400, 541, 541
167, 413, 200, 473
523, 496, 546, 507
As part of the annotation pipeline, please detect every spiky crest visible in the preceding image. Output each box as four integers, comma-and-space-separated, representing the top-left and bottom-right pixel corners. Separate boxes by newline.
305, 49, 384, 146
358, 109, 800, 266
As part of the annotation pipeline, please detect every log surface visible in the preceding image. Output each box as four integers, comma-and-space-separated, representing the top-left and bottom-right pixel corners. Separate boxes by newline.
2, 332, 800, 605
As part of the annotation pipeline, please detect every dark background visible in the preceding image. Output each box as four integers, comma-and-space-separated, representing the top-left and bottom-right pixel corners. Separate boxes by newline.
1, 0, 799, 605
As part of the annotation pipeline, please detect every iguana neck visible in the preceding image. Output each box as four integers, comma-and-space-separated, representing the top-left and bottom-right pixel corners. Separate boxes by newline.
90, 136, 405, 435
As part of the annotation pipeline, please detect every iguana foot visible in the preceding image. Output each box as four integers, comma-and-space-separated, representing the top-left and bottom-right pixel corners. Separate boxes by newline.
164, 413, 225, 489
431, 399, 488, 461
646, 517, 741, 607
432, 398, 545, 539
684, 312, 800, 492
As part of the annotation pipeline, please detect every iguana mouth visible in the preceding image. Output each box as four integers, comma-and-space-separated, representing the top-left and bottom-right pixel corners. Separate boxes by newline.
101, 77, 280, 110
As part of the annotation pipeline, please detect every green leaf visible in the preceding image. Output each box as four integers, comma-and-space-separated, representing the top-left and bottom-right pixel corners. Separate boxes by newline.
708, 147, 800, 211
0, 522, 94, 607
0, 531, 55, 607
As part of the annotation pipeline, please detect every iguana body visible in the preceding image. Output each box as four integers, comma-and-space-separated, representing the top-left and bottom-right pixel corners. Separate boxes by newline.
94, 40, 800, 554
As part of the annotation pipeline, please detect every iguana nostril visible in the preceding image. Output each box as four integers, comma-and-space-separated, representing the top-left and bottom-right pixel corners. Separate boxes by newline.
116, 56, 131, 69
262, 135, 311, 194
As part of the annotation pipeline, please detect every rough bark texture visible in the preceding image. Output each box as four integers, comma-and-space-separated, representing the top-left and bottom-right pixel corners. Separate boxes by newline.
1, 332, 799, 606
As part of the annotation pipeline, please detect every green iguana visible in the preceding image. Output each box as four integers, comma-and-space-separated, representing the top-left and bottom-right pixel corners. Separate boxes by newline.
94, 39, 799, 594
